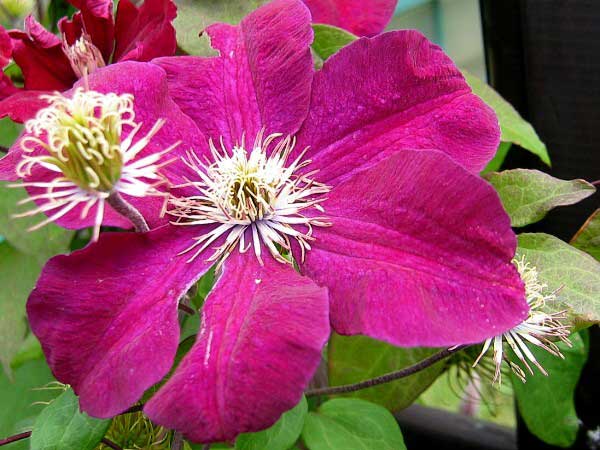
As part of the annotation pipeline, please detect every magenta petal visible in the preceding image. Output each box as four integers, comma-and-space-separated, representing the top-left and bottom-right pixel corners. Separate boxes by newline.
27, 225, 212, 418
153, 0, 313, 147
303, 0, 397, 36
0, 90, 50, 123
301, 149, 528, 347
79, 61, 208, 186
145, 251, 330, 443
0, 91, 52, 178
113, 0, 177, 62
9, 16, 75, 91
296, 31, 500, 182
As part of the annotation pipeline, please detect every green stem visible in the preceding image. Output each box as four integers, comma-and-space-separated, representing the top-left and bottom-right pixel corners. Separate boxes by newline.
106, 191, 149, 233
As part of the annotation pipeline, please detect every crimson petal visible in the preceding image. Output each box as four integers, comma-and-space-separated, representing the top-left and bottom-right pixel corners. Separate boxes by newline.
304, 0, 397, 36
145, 251, 329, 443
27, 226, 212, 418
296, 30, 500, 183
300, 149, 528, 347
153, 0, 313, 148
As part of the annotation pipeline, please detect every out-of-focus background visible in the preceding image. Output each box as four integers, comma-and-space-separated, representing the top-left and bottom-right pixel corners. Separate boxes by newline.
389, 0, 486, 79
0, 0, 488, 77
2, 2, 598, 449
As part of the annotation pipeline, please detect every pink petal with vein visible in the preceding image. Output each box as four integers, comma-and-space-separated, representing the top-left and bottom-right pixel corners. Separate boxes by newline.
300, 149, 527, 347
27, 226, 212, 418
296, 30, 500, 183
153, 0, 313, 148
145, 251, 329, 443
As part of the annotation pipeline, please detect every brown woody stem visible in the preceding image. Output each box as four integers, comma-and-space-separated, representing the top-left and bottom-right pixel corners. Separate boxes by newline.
0, 431, 31, 446
101, 438, 123, 450
178, 303, 196, 315
305, 345, 468, 397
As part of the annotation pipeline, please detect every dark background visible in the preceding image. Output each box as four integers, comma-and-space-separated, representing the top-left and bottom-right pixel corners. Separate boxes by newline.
397, 2, 599, 449
481, 1, 598, 448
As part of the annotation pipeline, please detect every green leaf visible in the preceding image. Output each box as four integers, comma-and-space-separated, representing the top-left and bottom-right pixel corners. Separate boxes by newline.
0, 359, 60, 450
30, 388, 110, 450
174, 0, 268, 56
463, 71, 550, 166
301, 398, 406, 450
311, 24, 358, 60
190, 266, 216, 310
0, 182, 74, 263
173, 335, 196, 370
482, 142, 511, 174
180, 314, 200, 341
0, 179, 74, 375
517, 233, 600, 327
571, 209, 600, 261
511, 331, 588, 447
0, 117, 22, 147
328, 334, 444, 411
46, 0, 77, 32
235, 396, 307, 450
485, 169, 595, 227
0, 242, 42, 376
10, 333, 44, 370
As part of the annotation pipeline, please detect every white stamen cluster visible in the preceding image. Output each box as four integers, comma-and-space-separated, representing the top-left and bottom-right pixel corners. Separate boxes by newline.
168, 131, 331, 265
15, 88, 176, 241
62, 34, 106, 79
473, 256, 571, 384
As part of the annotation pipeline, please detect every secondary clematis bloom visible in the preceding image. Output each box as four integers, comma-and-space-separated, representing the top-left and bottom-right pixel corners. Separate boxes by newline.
473, 256, 571, 384
28, 0, 529, 443
303, 0, 398, 36
0, 0, 177, 122
0, 61, 205, 238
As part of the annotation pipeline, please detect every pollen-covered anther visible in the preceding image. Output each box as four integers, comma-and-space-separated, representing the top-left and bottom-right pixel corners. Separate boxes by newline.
473, 256, 572, 384
62, 34, 106, 79
14, 88, 178, 241
168, 130, 332, 265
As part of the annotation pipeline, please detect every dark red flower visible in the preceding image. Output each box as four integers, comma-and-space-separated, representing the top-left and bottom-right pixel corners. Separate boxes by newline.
0, 0, 177, 122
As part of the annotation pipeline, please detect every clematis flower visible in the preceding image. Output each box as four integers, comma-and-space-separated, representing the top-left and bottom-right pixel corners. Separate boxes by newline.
27, 0, 529, 443
473, 256, 571, 384
0, 0, 177, 122
303, 0, 398, 36
0, 61, 206, 237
